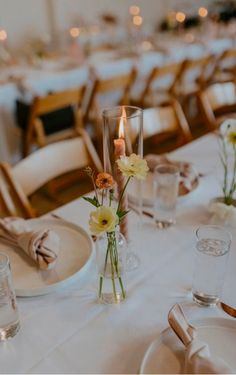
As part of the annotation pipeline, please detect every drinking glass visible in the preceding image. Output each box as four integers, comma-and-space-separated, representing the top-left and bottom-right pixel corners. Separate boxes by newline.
192, 225, 231, 306
103, 106, 143, 270
0, 253, 20, 340
153, 164, 179, 228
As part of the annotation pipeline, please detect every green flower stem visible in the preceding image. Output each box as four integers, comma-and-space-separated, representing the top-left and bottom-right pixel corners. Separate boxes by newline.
110, 231, 126, 299
229, 145, 236, 199
221, 138, 228, 198
117, 176, 131, 213
109, 236, 117, 302
99, 276, 103, 298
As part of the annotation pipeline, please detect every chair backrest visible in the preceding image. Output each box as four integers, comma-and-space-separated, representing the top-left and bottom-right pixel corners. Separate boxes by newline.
0, 163, 35, 218
127, 100, 192, 150
141, 61, 184, 104
178, 55, 214, 91
1, 131, 102, 218
85, 68, 137, 121
198, 82, 236, 130
24, 86, 86, 156
204, 82, 236, 111
217, 49, 236, 72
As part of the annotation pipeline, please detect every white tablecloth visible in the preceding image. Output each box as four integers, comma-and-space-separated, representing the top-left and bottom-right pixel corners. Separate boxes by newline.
1, 133, 235, 374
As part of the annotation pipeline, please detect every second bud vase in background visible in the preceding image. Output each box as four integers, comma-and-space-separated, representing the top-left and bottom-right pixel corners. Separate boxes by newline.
102, 106, 143, 270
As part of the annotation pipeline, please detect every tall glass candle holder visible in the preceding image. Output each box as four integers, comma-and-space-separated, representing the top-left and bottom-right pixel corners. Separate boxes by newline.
102, 106, 143, 270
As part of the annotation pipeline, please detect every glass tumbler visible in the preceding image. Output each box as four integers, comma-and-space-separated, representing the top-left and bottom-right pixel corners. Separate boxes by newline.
0, 253, 20, 340
192, 225, 231, 306
153, 164, 179, 228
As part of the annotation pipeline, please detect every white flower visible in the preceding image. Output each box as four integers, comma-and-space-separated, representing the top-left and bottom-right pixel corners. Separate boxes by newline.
208, 201, 236, 226
116, 153, 149, 180
89, 206, 119, 234
220, 119, 236, 138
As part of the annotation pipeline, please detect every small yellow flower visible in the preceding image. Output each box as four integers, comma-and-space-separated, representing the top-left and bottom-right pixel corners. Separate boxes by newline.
89, 206, 119, 234
116, 153, 149, 180
227, 130, 236, 145
95, 172, 113, 189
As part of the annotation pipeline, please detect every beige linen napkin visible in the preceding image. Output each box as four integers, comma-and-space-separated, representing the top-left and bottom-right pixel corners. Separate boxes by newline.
168, 304, 234, 374
0, 217, 60, 270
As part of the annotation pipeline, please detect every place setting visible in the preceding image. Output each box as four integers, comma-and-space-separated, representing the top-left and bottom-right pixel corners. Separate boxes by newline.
0, 216, 95, 298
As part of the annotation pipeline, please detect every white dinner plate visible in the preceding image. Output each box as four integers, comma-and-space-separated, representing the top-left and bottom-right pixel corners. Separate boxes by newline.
140, 317, 236, 374
128, 170, 199, 207
1, 218, 94, 297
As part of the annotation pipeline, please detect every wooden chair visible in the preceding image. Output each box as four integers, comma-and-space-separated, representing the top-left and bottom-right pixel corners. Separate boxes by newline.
23, 86, 86, 157
84, 68, 137, 141
197, 82, 236, 131
0, 130, 102, 218
176, 55, 215, 98
133, 61, 184, 108
130, 100, 192, 154
212, 49, 236, 84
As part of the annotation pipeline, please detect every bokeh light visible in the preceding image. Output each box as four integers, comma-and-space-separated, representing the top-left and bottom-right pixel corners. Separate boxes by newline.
176, 12, 186, 23
129, 5, 140, 16
0, 29, 7, 41
133, 15, 143, 26
198, 7, 208, 18
70, 27, 80, 38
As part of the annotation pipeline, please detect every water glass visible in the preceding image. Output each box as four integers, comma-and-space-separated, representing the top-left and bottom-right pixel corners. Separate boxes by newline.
192, 225, 231, 306
0, 253, 20, 340
153, 164, 179, 228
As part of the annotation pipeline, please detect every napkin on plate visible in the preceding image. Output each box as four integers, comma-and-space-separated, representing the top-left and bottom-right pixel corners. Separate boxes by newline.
144, 154, 198, 196
0, 217, 60, 270
168, 304, 234, 374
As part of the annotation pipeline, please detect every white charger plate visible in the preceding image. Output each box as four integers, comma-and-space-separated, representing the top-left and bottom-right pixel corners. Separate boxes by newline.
1, 218, 94, 297
140, 317, 236, 374
128, 170, 199, 207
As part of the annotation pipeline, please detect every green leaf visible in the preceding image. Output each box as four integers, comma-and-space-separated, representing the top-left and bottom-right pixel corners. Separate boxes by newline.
117, 210, 129, 220
83, 196, 100, 207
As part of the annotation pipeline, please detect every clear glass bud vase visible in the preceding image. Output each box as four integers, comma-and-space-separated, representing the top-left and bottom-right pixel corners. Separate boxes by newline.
96, 230, 127, 304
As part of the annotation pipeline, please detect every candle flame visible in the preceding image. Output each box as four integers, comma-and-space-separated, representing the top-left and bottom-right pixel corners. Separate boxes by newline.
119, 107, 126, 138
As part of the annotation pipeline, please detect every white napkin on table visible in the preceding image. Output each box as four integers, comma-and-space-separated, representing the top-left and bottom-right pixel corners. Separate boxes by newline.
0, 217, 60, 270
168, 304, 234, 374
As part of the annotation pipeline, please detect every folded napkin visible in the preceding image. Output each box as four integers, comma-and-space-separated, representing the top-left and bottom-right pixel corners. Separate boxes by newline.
0, 217, 60, 270
209, 201, 236, 227
168, 304, 233, 374
145, 154, 197, 196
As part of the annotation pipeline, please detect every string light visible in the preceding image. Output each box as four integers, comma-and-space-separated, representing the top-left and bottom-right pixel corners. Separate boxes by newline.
129, 5, 140, 16
198, 7, 208, 18
175, 12, 186, 23
69, 27, 80, 38
133, 15, 143, 26
0, 29, 7, 41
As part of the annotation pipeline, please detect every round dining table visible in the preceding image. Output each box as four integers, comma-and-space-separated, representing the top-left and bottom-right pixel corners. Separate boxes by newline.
1, 133, 236, 374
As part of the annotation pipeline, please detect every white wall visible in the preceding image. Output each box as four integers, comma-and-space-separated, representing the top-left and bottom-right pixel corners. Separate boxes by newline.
0, 0, 215, 49
0, 0, 50, 48
53, 0, 168, 30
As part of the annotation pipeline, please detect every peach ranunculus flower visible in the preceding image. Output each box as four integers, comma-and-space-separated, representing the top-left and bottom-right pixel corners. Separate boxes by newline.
89, 206, 119, 235
95, 172, 114, 189
116, 153, 149, 180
